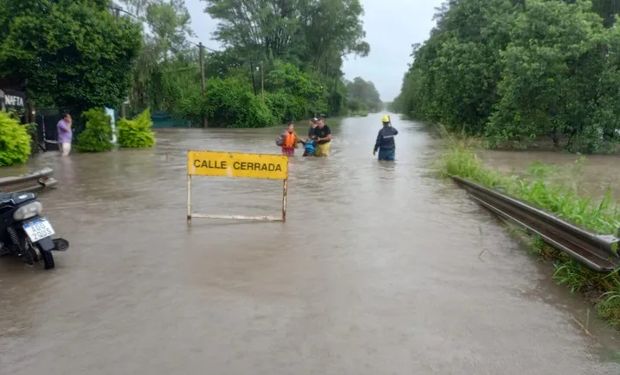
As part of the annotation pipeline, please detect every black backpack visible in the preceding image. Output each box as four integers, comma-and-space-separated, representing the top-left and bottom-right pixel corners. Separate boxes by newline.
275, 134, 284, 146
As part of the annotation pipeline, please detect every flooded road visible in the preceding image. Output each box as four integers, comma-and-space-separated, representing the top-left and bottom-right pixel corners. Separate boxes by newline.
1, 113, 619, 374
480, 150, 620, 200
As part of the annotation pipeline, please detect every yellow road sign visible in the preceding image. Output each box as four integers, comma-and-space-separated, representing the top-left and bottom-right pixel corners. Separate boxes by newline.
187, 151, 288, 180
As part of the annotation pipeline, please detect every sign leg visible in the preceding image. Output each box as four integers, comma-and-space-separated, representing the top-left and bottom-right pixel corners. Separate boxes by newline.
187, 174, 192, 223
282, 179, 288, 222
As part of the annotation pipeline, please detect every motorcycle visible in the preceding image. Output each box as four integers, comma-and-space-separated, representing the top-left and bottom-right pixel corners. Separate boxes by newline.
0, 191, 68, 269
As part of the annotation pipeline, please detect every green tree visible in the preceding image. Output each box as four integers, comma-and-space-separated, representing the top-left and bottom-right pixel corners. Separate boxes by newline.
299, 0, 369, 75
117, 0, 152, 17
592, 0, 620, 26
394, 0, 620, 153
146, 1, 193, 58
346, 77, 382, 113
201, 0, 369, 115
0, 0, 142, 113
394, 0, 516, 134
204, 0, 307, 63
126, 0, 195, 112
203, 0, 370, 66
487, 0, 616, 152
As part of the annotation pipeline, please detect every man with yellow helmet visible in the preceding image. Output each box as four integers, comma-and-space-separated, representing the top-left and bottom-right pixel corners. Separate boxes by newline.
373, 115, 399, 161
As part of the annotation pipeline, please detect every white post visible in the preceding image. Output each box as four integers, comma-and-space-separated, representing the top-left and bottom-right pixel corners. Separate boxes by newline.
105, 107, 117, 145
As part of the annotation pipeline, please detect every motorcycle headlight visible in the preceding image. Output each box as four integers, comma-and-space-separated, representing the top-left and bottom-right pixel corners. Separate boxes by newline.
13, 202, 43, 221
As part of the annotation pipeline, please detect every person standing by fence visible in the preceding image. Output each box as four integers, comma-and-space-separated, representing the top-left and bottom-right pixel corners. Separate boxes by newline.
57, 113, 73, 156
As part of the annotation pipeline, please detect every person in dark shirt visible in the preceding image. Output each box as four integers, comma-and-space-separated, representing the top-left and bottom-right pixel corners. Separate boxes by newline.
313, 116, 332, 157
308, 117, 318, 138
373, 115, 398, 161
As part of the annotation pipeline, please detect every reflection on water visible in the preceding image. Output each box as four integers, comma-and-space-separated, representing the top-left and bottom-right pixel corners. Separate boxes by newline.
0, 113, 618, 374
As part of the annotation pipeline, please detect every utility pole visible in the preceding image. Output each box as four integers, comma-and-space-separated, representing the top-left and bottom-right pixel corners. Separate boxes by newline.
260, 61, 265, 102
199, 42, 207, 128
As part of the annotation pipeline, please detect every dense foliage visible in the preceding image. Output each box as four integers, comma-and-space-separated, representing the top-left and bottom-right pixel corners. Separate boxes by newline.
204, 0, 369, 75
178, 77, 275, 128
76, 108, 113, 152
0, 112, 31, 166
393, 0, 620, 153
118, 108, 156, 148
346, 77, 382, 114
0, 0, 142, 114
264, 61, 329, 122
120, 0, 375, 127
0, 0, 378, 131
203, 0, 370, 120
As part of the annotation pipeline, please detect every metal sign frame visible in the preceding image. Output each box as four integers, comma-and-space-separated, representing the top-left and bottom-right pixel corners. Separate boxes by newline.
186, 151, 289, 223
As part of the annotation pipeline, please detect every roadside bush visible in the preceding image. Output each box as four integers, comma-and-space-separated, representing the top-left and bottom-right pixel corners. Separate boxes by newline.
76, 108, 113, 152
0, 111, 31, 166
180, 77, 275, 128
208, 78, 274, 128
118, 108, 155, 148
265, 91, 306, 123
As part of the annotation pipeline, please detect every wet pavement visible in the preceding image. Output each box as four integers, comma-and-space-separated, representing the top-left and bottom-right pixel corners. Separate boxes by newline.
1, 113, 619, 374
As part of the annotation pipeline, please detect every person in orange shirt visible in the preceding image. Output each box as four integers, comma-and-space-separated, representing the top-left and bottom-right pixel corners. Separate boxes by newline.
280, 122, 301, 156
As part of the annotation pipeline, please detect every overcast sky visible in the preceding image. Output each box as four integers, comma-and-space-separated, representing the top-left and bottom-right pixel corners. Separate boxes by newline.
185, 0, 445, 101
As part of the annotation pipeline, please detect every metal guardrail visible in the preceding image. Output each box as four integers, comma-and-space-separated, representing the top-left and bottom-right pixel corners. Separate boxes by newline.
452, 176, 620, 272
0, 167, 57, 193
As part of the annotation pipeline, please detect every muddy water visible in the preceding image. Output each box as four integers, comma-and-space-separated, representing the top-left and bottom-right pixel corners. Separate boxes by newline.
480, 150, 620, 201
1, 113, 619, 374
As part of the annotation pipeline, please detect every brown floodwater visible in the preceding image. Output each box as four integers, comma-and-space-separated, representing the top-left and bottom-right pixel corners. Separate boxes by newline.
0, 113, 619, 374
480, 150, 620, 201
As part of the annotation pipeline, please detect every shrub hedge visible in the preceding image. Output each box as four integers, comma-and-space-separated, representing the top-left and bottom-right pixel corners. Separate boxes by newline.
118, 108, 155, 148
0, 112, 31, 166
76, 108, 113, 152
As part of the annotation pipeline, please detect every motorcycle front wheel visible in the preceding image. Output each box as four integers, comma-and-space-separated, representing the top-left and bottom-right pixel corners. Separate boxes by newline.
21, 235, 55, 270
39, 247, 54, 270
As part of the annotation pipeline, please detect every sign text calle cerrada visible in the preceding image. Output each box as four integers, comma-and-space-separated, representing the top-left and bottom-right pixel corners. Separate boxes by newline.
187, 151, 288, 180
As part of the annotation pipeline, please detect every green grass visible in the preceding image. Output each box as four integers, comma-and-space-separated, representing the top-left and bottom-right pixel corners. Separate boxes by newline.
441, 146, 620, 235
440, 142, 620, 327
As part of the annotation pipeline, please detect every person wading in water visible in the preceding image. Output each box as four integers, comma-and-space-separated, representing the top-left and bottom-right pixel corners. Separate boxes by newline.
280, 122, 301, 156
373, 115, 398, 161
308, 117, 318, 138
57, 113, 73, 156
313, 116, 332, 157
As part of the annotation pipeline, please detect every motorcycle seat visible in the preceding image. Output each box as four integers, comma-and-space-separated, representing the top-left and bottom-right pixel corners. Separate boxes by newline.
0, 192, 36, 205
